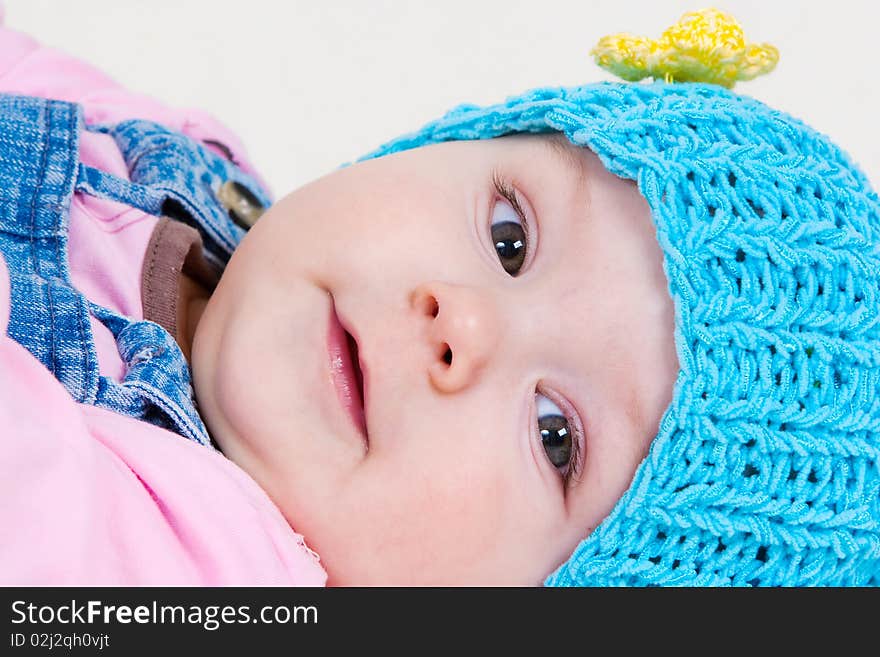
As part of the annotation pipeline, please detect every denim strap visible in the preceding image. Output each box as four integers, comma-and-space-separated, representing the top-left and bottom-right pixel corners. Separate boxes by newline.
0, 93, 213, 446
0, 95, 97, 403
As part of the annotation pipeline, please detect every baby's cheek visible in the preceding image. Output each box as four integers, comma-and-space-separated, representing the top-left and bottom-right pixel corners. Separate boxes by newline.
364, 446, 513, 580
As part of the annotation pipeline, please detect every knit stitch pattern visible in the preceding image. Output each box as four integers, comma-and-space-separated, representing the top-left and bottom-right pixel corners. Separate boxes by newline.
358, 82, 880, 586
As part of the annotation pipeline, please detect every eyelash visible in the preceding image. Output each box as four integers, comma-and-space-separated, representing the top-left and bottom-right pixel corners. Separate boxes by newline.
489, 172, 583, 486
492, 171, 530, 236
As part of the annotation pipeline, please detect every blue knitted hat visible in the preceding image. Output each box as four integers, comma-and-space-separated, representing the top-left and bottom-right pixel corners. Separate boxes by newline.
356, 80, 880, 586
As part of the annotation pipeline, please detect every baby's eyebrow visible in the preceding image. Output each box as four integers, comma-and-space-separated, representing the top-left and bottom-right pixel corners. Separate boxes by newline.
541, 135, 589, 188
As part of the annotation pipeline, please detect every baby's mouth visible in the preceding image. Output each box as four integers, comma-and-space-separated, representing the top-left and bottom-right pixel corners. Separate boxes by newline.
344, 329, 365, 415
327, 296, 369, 445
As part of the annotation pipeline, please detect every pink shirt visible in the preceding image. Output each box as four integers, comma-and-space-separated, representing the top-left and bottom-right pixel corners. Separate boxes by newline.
0, 21, 326, 585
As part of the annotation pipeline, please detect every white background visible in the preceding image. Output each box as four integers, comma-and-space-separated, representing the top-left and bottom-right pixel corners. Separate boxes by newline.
3, 0, 878, 198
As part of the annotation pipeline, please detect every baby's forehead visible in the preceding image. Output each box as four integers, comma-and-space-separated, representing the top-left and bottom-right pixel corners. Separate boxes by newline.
491, 131, 572, 150
477, 131, 592, 179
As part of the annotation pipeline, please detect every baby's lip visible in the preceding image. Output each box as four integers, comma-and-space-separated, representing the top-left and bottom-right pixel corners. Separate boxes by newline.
327, 296, 369, 448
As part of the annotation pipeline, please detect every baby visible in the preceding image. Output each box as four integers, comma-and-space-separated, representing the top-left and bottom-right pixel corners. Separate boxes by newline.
1, 10, 878, 586
193, 130, 679, 584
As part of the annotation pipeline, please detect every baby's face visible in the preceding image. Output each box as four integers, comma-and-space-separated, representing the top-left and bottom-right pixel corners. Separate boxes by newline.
191, 133, 679, 585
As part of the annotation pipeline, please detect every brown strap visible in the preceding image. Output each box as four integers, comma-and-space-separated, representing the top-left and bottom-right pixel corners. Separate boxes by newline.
141, 217, 220, 337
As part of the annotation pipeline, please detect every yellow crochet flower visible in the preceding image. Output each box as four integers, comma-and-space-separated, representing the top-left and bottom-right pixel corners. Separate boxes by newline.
591, 8, 779, 88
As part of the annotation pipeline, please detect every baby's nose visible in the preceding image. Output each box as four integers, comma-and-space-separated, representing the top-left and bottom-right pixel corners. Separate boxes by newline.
410, 281, 501, 393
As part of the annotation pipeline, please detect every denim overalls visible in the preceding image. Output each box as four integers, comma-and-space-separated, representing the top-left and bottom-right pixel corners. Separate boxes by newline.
0, 94, 272, 447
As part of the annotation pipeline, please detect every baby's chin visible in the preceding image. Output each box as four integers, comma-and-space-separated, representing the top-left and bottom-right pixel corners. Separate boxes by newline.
310, 514, 566, 587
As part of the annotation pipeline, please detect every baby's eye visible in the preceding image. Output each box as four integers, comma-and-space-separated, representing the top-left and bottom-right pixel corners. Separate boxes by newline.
536, 392, 579, 479
490, 175, 529, 277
